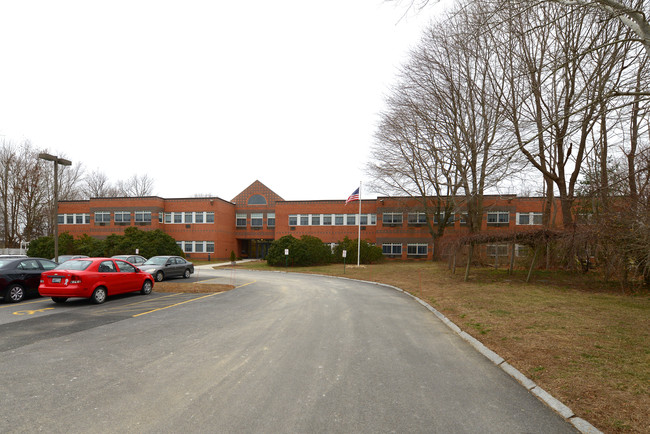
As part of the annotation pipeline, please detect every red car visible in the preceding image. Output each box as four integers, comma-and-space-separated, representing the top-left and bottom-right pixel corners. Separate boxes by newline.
39, 257, 154, 304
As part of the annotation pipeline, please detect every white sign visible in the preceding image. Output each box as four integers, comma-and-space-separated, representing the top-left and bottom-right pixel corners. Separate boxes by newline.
284, 249, 289, 255
342, 250, 347, 258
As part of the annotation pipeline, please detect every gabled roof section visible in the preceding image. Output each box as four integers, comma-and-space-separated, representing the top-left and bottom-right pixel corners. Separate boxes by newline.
231, 180, 284, 207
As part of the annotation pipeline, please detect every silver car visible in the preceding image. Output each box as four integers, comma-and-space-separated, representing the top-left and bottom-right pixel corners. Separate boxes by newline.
138, 256, 194, 282
112, 255, 147, 265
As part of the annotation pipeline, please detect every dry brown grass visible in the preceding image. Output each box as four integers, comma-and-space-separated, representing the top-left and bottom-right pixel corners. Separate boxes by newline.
154, 281, 235, 294
230, 260, 649, 433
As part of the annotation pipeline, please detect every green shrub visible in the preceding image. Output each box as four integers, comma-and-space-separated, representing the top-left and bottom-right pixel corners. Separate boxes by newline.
333, 236, 383, 264
266, 235, 332, 267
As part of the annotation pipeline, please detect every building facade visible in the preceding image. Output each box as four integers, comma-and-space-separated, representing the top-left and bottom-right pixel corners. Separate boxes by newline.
58, 180, 555, 261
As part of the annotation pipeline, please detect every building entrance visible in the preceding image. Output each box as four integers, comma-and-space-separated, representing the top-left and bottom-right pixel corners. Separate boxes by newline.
239, 239, 272, 259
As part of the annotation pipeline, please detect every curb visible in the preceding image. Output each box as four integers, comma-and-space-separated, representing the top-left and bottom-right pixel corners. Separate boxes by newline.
374, 280, 603, 434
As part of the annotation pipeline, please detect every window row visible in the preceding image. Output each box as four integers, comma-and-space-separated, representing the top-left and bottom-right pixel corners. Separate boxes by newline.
382, 211, 544, 226
162, 212, 215, 224
236, 213, 275, 228
176, 241, 216, 253
60, 211, 216, 225
382, 243, 429, 256
289, 214, 377, 226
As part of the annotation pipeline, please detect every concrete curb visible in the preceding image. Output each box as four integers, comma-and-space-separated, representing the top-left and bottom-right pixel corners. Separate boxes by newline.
216, 268, 603, 433
374, 280, 603, 434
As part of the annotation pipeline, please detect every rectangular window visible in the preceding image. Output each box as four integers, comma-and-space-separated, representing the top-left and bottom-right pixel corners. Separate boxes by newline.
360, 214, 368, 225
58, 215, 65, 224
159, 213, 163, 223
76, 214, 84, 224
300, 215, 309, 226
335, 214, 344, 225
289, 215, 298, 226
346, 215, 356, 225
184, 212, 193, 224
206, 212, 214, 223
370, 214, 377, 225
114, 211, 130, 223
515, 244, 530, 257
408, 212, 427, 224
195, 242, 204, 253
184, 241, 193, 252
135, 211, 151, 223
487, 244, 509, 257
487, 211, 509, 225
66, 215, 74, 224
236, 213, 247, 227
206, 242, 215, 253
382, 212, 403, 225
251, 213, 264, 227
174, 213, 182, 224
195, 212, 204, 224
323, 215, 332, 225
382, 243, 402, 255
267, 213, 275, 227
95, 212, 110, 223
517, 212, 543, 225
407, 243, 428, 256
311, 214, 320, 225
165, 213, 172, 224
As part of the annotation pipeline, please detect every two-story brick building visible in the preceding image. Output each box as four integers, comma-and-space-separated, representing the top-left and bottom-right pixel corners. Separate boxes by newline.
57, 180, 554, 261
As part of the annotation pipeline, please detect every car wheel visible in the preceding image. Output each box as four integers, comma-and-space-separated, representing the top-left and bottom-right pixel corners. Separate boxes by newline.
141, 280, 153, 295
155, 271, 164, 282
183, 269, 191, 278
91, 287, 107, 304
51, 297, 68, 304
5, 284, 25, 303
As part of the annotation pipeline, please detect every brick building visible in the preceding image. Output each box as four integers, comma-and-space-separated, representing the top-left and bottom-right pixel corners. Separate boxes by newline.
57, 180, 554, 261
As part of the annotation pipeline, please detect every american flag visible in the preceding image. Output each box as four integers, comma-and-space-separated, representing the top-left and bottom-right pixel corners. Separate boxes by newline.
345, 187, 360, 205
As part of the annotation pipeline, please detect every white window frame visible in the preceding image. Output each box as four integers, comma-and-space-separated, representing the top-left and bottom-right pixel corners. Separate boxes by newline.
407, 243, 428, 256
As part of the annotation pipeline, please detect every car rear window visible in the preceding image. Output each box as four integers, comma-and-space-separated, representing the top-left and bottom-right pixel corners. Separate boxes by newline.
56, 260, 92, 271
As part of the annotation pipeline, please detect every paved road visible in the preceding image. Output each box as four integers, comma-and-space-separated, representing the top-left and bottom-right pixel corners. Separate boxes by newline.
0, 269, 576, 433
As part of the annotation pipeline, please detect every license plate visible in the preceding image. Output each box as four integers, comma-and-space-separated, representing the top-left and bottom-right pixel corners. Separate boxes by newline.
51, 277, 61, 283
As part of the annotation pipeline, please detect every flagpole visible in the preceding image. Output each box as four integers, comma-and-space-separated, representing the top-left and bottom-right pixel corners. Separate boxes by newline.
357, 181, 361, 266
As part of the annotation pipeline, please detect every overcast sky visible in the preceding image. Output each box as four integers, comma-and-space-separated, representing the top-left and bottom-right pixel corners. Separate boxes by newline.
0, 1, 443, 202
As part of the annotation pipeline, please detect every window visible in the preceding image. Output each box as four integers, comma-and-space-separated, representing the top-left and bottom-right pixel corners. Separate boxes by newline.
408, 212, 427, 224
407, 244, 428, 256
323, 215, 332, 225
98, 261, 116, 272
360, 214, 368, 225
159, 213, 163, 223
184, 242, 193, 252
251, 213, 264, 227
135, 211, 151, 223
382, 212, 403, 225
114, 211, 130, 223
66, 215, 74, 224
335, 214, 344, 225
289, 215, 298, 226
346, 215, 356, 225
517, 212, 543, 225
116, 261, 136, 273
236, 213, 247, 227
206, 212, 214, 223
57, 215, 65, 224
165, 213, 172, 223
95, 212, 110, 223
311, 215, 320, 225
515, 244, 530, 257
459, 213, 468, 224
247, 194, 267, 205
195, 242, 204, 253
185, 212, 193, 223
382, 243, 402, 255
195, 212, 204, 223
206, 242, 215, 253
174, 213, 182, 223
487, 211, 509, 225
487, 244, 509, 257
434, 212, 454, 224
370, 214, 377, 225
300, 215, 309, 226
76, 214, 84, 224
267, 213, 275, 227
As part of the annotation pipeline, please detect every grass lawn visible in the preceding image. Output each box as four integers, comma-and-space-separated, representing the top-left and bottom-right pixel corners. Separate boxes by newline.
230, 260, 649, 433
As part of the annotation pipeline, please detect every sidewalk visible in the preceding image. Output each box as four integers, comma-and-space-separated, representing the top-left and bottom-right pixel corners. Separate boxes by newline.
194, 259, 259, 270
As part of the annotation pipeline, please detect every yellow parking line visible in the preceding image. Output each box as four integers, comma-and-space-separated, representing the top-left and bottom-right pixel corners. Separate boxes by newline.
132, 281, 256, 317
0, 299, 44, 309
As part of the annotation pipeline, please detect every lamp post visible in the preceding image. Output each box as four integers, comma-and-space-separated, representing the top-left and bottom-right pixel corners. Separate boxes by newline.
38, 153, 72, 262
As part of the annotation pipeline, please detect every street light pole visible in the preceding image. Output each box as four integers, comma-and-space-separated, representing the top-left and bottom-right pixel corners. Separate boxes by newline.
38, 153, 72, 262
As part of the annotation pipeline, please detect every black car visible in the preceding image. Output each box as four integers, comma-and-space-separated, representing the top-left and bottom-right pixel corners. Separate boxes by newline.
112, 255, 147, 265
139, 256, 194, 282
0, 257, 58, 303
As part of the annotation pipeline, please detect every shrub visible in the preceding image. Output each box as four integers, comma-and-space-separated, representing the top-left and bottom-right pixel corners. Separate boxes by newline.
333, 236, 383, 264
266, 235, 332, 267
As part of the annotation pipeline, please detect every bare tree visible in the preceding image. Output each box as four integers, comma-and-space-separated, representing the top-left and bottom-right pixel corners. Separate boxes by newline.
118, 174, 155, 197
82, 169, 120, 198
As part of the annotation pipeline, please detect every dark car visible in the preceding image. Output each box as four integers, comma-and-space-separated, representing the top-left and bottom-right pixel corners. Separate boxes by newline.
112, 255, 147, 265
39, 258, 154, 304
139, 256, 194, 282
0, 257, 58, 303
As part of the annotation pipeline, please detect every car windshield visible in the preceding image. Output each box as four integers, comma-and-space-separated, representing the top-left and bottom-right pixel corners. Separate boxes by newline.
144, 257, 168, 265
55, 260, 92, 271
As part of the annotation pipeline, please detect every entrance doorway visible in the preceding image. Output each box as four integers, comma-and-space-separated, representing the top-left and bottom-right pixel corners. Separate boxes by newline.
239, 239, 272, 259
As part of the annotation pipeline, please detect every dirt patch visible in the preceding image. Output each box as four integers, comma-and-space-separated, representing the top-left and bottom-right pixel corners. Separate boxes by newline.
153, 281, 235, 294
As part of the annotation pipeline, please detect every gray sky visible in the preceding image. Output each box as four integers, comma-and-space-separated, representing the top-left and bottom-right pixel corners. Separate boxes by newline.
0, 0, 440, 201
